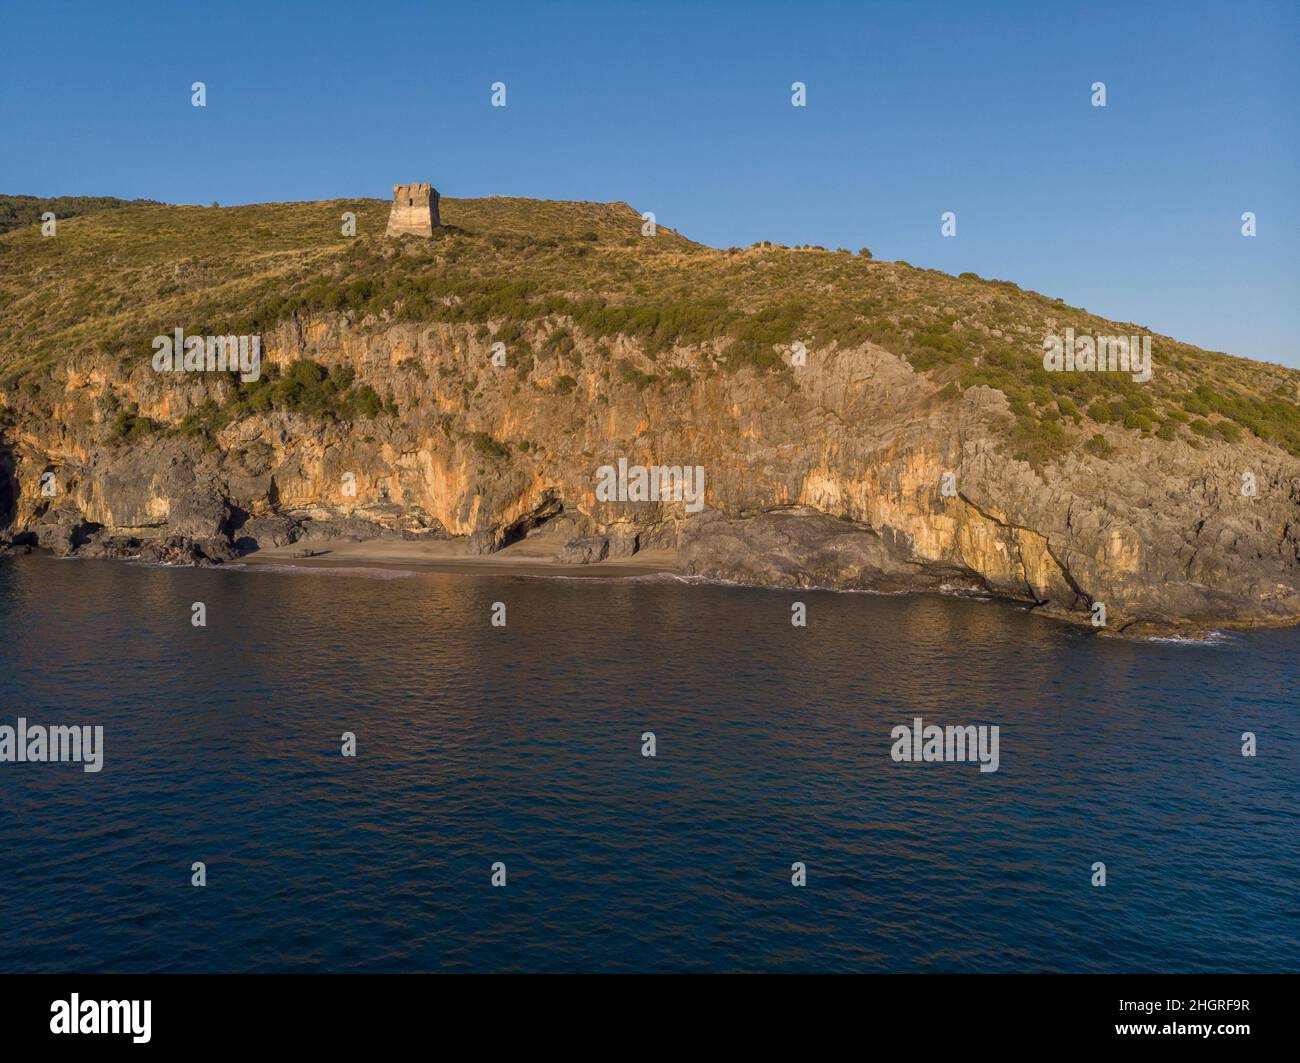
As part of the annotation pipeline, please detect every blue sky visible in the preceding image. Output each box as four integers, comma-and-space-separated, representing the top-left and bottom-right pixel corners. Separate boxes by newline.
2, 0, 1296, 366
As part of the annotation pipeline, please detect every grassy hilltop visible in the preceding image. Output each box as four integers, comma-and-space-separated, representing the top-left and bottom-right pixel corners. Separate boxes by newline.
1, 194, 1299, 465
0, 194, 162, 235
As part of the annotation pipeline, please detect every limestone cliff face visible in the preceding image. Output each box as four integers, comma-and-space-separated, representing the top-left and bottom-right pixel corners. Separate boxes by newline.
2, 311, 1298, 637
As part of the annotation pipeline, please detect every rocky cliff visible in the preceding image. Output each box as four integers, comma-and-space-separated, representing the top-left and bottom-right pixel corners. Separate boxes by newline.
1, 195, 1297, 637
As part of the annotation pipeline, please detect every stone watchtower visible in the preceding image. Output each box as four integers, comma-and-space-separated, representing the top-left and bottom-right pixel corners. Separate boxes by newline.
385, 182, 440, 237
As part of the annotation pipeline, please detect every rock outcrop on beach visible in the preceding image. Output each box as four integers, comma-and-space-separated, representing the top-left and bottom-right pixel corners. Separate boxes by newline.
1, 195, 1297, 636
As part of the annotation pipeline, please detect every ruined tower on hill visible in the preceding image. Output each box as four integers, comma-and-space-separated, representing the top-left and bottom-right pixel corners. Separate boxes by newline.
385, 182, 440, 237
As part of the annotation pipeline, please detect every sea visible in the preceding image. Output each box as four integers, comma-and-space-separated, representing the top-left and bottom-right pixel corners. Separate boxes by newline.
1, 553, 1296, 972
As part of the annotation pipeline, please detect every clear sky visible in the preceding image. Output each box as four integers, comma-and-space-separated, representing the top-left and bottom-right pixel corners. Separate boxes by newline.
2, 0, 1296, 366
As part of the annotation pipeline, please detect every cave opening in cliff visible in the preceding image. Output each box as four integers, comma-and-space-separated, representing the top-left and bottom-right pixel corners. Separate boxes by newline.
495, 491, 564, 551
0, 442, 15, 533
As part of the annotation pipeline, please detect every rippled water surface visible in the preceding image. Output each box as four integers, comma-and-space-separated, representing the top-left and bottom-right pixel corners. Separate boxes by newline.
1, 555, 1296, 972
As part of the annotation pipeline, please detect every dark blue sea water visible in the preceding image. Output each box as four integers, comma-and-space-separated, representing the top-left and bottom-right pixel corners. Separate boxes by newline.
0, 554, 1296, 973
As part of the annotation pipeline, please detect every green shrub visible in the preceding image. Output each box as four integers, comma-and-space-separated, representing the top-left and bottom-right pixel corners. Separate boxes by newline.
543, 329, 578, 362
1086, 400, 1115, 424
463, 431, 510, 460
1212, 419, 1242, 442
110, 409, 158, 442
1084, 433, 1113, 457
176, 399, 230, 441
615, 358, 660, 388
1011, 415, 1067, 465
347, 384, 384, 419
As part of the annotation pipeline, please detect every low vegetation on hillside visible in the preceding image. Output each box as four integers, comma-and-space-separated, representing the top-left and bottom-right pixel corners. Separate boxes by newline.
0, 194, 162, 235
2, 195, 1298, 465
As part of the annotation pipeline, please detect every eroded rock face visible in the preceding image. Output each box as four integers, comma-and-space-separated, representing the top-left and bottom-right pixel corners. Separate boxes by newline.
166, 488, 231, 540
233, 514, 300, 553
1, 313, 1297, 635
679, 508, 972, 593
32, 504, 99, 557
559, 535, 610, 565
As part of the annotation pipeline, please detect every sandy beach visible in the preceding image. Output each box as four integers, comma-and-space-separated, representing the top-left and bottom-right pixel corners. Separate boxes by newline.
234, 524, 681, 579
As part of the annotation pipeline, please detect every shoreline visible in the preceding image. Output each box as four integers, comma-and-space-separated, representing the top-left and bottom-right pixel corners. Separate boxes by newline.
233, 536, 682, 580
6, 537, 1290, 642
223, 540, 1245, 643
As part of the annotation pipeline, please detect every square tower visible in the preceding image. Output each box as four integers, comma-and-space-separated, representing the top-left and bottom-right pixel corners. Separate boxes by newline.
385, 182, 440, 237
